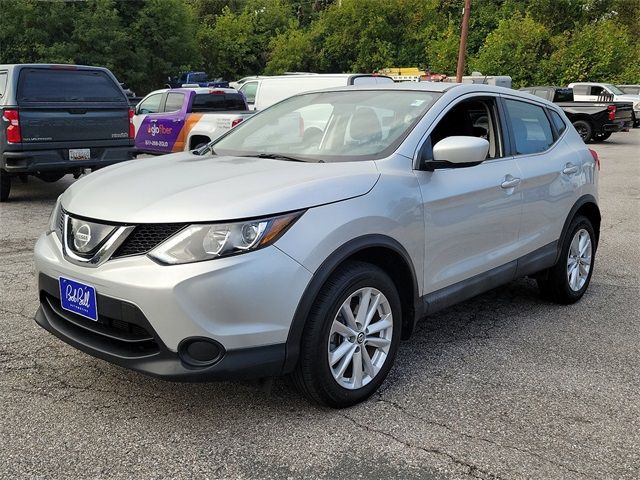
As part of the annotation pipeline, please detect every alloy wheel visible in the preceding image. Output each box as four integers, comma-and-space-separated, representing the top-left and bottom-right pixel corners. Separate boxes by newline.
567, 228, 592, 291
327, 287, 393, 390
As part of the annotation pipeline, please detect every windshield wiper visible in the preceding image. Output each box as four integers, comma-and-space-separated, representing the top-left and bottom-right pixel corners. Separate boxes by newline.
242, 153, 306, 162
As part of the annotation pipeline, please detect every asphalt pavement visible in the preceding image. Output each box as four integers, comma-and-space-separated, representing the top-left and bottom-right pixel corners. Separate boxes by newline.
1, 129, 638, 479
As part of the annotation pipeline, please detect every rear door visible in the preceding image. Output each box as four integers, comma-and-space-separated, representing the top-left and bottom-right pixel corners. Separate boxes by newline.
17, 67, 129, 145
135, 91, 188, 154
502, 96, 579, 256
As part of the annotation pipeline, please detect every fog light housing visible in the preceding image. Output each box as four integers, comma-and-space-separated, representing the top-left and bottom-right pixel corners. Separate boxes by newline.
178, 337, 224, 367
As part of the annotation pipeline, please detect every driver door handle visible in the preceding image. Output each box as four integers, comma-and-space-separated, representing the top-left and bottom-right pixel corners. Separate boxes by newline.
500, 177, 521, 189
562, 163, 580, 175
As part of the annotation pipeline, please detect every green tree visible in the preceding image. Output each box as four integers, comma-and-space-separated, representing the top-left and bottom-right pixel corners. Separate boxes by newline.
471, 13, 551, 87
131, 0, 200, 92
541, 20, 639, 85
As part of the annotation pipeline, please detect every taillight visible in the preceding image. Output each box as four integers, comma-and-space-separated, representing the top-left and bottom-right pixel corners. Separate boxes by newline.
128, 108, 135, 138
589, 148, 600, 171
3, 109, 21, 143
607, 105, 616, 121
231, 118, 243, 128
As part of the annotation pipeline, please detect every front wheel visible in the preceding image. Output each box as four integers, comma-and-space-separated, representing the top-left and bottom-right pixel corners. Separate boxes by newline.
537, 215, 596, 304
292, 261, 401, 408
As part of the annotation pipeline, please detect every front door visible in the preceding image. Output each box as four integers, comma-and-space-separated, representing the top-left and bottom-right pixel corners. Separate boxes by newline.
414, 95, 524, 294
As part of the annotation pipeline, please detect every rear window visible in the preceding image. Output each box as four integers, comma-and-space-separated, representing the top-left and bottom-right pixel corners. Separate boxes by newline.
191, 93, 246, 112
553, 89, 573, 102
17, 68, 124, 103
0, 72, 7, 99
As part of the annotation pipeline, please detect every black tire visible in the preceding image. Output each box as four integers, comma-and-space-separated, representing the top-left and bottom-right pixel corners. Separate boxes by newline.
591, 132, 612, 142
0, 171, 10, 202
537, 215, 596, 304
572, 120, 593, 143
292, 261, 402, 408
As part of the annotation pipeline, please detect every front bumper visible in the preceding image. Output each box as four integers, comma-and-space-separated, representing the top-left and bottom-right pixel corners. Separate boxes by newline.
34, 231, 312, 380
2, 145, 135, 174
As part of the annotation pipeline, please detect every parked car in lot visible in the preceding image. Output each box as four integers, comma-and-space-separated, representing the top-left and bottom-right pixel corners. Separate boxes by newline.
569, 82, 640, 127
617, 85, 640, 95
519, 86, 633, 142
133, 87, 251, 154
35, 83, 600, 407
0, 64, 135, 202
238, 73, 394, 110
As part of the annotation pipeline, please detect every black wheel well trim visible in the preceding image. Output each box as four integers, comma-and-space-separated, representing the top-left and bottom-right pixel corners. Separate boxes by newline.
556, 194, 601, 263
282, 234, 420, 374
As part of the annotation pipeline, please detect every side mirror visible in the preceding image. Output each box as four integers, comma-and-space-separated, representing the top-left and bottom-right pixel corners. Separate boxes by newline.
425, 136, 489, 171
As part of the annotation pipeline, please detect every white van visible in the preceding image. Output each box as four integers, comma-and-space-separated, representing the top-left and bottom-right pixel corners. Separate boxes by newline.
238, 74, 394, 110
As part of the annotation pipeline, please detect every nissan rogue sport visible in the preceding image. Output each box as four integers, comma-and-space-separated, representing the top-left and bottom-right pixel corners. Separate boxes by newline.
34, 83, 600, 408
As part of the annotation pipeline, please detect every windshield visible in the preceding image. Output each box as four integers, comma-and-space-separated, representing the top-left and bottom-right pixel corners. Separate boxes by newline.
211, 90, 441, 162
605, 84, 625, 95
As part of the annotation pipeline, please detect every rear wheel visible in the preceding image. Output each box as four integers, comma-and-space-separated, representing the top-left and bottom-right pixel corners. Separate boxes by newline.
537, 215, 596, 304
591, 132, 611, 142
572, 120, 593, 143
0, 171, 10, 202
292, 261, 401, 408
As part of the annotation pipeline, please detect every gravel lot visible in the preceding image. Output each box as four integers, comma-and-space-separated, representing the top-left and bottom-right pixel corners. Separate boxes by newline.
1, 130, 638, 480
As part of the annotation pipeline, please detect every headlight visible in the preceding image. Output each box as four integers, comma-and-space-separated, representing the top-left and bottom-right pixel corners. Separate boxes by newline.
148, 211, 303, 265
48, 197, 63, 241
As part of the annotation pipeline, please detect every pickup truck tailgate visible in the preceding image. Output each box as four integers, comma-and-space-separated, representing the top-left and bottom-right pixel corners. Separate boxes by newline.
19, 107, 129, 143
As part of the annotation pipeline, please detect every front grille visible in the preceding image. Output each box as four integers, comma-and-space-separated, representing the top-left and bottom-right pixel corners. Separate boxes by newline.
112, 223, 186, 258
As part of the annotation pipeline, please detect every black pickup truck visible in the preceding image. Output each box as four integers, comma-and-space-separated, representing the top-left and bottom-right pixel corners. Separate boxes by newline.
0, 64, 135, 201
519, 86, 634, 143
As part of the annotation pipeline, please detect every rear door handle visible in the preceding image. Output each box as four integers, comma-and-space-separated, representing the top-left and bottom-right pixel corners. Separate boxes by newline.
501, 176, 521, 189
562, 163, 580, 175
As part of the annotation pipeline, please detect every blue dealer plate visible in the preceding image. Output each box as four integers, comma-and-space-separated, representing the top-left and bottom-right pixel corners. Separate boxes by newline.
59, 276, 98, 321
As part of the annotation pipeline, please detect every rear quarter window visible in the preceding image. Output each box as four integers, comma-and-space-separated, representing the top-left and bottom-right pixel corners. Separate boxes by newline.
17, 68, 124, 103
549, 110, 567, 137
191, 93, 246, 112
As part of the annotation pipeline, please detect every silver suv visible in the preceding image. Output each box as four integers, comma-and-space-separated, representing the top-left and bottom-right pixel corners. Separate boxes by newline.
34, 83, 600, 407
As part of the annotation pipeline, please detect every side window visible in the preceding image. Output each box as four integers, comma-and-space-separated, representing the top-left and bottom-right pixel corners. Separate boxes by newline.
138, 93, 163, 114
549, 110, 567, 137
0, 72, 7, 98
589, 86, 604, 96
429, 97, 503, 159
504, 99, 554, 155
572, 85, 588, 96
164, 92, 184, 113
240, 82, 258, 104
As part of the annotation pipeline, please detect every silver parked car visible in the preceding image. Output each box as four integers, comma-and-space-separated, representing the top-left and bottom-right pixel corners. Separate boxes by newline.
35, 83, 600, 407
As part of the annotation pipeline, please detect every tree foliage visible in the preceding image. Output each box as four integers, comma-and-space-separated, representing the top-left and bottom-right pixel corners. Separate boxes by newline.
0, 0, 638, 95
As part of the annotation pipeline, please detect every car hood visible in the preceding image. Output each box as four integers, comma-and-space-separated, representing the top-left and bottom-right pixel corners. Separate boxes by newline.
61, 152, 380, 223
615, 94, 640, 103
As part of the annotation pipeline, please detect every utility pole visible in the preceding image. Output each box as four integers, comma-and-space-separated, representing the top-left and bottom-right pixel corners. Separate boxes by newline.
456, 0, 471, 83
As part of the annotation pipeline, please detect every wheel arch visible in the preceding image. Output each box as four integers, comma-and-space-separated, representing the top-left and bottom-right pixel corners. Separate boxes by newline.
282, 235, 420, 374
188, 134, 211, 150
556, 194, 601, 263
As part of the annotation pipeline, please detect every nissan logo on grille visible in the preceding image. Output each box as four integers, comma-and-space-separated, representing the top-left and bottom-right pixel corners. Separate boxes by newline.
73, 224, 92, 251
